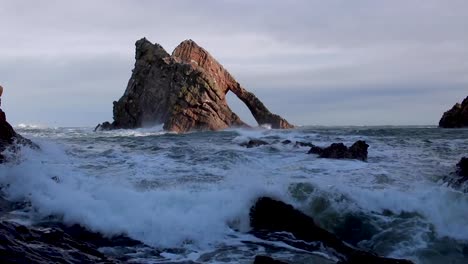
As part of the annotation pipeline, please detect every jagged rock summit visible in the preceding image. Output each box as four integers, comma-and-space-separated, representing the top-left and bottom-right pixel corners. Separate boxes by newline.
439, 96, 468, 128
97, 38, 294, 133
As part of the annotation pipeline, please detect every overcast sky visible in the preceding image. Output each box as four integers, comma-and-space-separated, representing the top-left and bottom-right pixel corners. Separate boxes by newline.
1, 0, 467, 127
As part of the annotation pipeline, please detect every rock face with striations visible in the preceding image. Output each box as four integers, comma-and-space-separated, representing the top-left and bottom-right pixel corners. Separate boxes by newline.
96, 38, 294, 133
439, 96, 468, 128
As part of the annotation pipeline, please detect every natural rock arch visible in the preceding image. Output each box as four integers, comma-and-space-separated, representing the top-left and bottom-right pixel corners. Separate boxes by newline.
97, 38, 293, 133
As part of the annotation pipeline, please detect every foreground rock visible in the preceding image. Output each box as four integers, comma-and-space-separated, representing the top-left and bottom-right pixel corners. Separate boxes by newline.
439, 96, 468, 128
0, 108, 38, 163
250, 197, 413, 264
444, 157, 468, 192
307, 140, 369, 161
97, 38, 293, 133
456, 157, 468, 177
0, 221, 122, 263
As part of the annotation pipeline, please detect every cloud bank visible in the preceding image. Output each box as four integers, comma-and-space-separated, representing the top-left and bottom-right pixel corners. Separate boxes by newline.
1, 0, 467, 126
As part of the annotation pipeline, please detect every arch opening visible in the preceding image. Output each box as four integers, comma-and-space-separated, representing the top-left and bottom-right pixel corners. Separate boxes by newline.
226, 91, 257, 127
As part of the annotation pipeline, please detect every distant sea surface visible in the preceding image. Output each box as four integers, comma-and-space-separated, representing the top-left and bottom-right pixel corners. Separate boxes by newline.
1, 125, 467, 263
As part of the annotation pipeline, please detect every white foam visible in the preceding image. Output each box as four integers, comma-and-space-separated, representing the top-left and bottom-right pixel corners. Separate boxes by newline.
1, 126, 467, 263
0, 140, 287, 250
16, 123, 50, 130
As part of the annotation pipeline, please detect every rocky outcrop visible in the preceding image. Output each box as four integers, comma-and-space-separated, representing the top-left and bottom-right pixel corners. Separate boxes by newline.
0, 219, 147, 263
0, 108, 38, 163
97, 38, 293, 133
457, 157, 468, 177
0, 221, 120, 263
439, 96, 468, 128
250, 197, 413, 264
444, 157, 468, 192
307, 140, 369, 161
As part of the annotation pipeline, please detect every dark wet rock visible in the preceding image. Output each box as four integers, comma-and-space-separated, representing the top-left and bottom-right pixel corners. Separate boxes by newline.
94, 121, 113, 131
347, 141, 369, 161
42, 223, 142, 249
319, 143, 348, 159
281, 140, 292, 145
444, 157, 468, 192
294, 141, 315, 148
439, 96, 468, 128
307, 145, 323, 155
0, 108, 38, 163
456, 157, 468, 177
308, 140, 369, 161
254, 255, 288, 264
240, 139, 269, 148
0, 221, 120, 263
250, 197, 413, 264
463, 245, 468, 256
97, 38, 293, 133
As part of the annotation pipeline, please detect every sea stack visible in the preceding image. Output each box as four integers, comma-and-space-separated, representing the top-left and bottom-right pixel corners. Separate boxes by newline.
96, 38, 294, 133
439, 96, 468, 128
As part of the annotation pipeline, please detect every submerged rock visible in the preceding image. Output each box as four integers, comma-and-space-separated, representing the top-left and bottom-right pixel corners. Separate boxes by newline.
307, 140, 369, 161
240, 139, 269, 148
439, 96, 468, 128
294, 141, 315, 148
97, 38, 293, 133
0, 108, 38, 163
250, 197, 413, 264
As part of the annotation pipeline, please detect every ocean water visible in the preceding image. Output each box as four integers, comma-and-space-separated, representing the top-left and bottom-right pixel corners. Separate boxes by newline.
1, 125, 467, 263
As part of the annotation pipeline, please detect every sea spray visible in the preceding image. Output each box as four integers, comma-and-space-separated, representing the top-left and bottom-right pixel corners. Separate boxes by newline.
0, 126, 467, 263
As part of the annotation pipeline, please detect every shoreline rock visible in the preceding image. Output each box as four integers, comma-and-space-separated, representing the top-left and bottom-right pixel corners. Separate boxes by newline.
439, 96, 468, 128
249, 197, 413, 264
444, 157, 468, 192
456, 157, 468, 177
0, 221, 128, 263
0, 108, 38, 163
97, 38, 293, 133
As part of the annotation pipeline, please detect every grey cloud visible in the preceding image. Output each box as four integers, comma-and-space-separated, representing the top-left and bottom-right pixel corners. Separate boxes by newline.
0, 0, 467, 126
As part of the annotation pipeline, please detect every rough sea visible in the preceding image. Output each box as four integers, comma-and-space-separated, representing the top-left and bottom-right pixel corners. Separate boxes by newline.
1, 125, 467, 263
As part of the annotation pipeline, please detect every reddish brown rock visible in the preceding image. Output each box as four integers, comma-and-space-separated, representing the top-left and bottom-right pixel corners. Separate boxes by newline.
97, 38, 293, 133
173, 40, 294, 129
